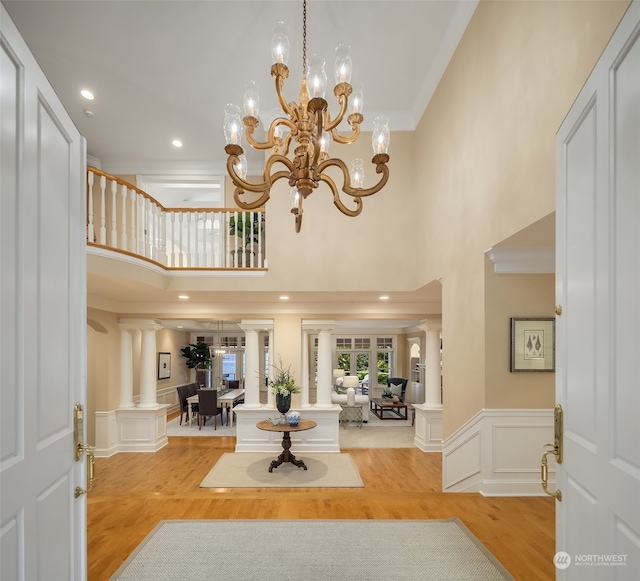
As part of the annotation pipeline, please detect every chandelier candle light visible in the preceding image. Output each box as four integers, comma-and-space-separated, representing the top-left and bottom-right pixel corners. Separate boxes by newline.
223, 0, 390, 232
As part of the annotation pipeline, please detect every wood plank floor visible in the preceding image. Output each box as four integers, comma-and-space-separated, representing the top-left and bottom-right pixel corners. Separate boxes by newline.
87, 431, 555, 580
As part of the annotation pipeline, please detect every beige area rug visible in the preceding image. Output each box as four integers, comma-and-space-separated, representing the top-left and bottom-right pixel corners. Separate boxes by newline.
200, 452, 364, 488
110, 519, 515, 580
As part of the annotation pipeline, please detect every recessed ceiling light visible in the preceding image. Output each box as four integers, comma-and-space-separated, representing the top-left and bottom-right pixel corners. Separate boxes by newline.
172, 139, 182, 148
379, 295, 389, 300
280, 295, 289, 300
80, 89, 94, 100
178, 295, 189, 299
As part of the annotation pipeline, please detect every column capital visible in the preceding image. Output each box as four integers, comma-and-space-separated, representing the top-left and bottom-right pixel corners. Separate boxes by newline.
238, 319, 273, 332
119, 318, 163, 332
418, 319, 442, 333
301, 319, 335, 332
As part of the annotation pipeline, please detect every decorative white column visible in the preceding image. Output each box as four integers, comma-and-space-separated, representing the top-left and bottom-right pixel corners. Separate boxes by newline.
423, 320, 443, 408
239, 320, 272, 408
138, 322, 163, 408
314, 324, 334, 408
267, 327, 275, 408
118, 325, 135, 408
301, 330, 311, 408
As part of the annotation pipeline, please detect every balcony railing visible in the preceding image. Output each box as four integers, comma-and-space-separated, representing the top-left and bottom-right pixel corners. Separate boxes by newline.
86, 167, 266, 270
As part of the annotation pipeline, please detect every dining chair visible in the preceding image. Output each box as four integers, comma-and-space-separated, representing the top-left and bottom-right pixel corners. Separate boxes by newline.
176, 384, 197, 425
197, 389, 223, 430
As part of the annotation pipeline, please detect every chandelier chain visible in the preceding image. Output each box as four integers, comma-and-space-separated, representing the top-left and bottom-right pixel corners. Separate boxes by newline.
302, 0, 307, 77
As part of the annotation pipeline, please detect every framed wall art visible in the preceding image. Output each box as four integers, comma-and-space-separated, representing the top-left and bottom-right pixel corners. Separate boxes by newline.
510, 317, 555, 372
158, 352, 171, 379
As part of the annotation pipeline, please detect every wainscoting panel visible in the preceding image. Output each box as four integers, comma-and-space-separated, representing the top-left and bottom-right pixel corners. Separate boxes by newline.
443, 427, 482, 490
443, 409, 554, 496
94, 411, 117, 458
413, 405, 443, 452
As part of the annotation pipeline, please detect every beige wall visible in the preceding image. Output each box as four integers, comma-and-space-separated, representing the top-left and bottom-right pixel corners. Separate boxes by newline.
86, 308, 191, 443
86, 0, 629, 443
484, 258, 555, 409
413, 0, 629, 437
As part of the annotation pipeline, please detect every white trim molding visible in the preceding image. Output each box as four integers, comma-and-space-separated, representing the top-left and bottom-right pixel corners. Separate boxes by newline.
485, 247, 555, 274
442, 409, 555, 496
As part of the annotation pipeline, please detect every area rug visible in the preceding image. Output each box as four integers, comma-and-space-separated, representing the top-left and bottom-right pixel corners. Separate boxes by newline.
200, 452, 363, 488
166, 415, 236, 437
110, 519, 515, 580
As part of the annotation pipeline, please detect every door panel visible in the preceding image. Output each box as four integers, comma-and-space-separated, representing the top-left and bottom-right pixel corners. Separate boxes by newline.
0, 6, 86, 580
556, 2, 640, 578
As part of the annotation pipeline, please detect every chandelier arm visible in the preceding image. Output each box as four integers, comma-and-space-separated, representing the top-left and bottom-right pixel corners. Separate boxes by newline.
314, 161, 363, 217
233, 169, 291, 210
227, 152, 293, 194
330, 123, 361, 145
245, 124, 275, 151
322, 94, 349, 132
344, 155, 390, 199
274, 70, 294, 118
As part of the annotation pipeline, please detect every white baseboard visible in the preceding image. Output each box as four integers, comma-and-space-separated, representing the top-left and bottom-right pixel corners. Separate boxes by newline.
442, 409, 555, 496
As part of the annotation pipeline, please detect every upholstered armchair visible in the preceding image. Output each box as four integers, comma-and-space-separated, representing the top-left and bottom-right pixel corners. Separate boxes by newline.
386, 378, 408, 402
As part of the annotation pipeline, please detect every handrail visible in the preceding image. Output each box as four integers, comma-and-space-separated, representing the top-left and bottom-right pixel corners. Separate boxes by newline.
86, 167, 266, 270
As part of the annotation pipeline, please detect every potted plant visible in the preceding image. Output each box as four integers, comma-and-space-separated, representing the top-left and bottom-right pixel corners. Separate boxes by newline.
180, 342, 213, 387
268, 356, 300, 415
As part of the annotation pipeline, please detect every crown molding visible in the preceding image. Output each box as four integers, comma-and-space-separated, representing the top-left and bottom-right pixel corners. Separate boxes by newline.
485, 247, 555, 274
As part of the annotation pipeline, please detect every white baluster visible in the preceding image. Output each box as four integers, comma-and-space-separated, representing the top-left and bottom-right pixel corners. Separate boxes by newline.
214, 214, 222, 268
170, 212, 177, 267
153, 203, 160, 261
159, 208, 167, 266
233, 211, 239, 268
201, 212, 207, 267
225, 211, 231, 268
187, 212, 193, 267
99, 175, 107, 244
194, 212, 200, 267
110, 179, 117, 248
138, 196, 145, 255
207, 211, 214, 268
120, 184, 128, 251
145, 198, 152, 258
249, 211, 255, 268
178, 212, 184, 267
257, 210, 263, 268
87, 171, 95, 243
130, 189, 137, 254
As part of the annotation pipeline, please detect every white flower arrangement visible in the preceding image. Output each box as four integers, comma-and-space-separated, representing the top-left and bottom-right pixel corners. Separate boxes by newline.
268, 357, 301, 396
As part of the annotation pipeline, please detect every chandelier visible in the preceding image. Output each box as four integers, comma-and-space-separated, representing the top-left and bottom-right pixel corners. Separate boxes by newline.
223, 0, 390, 233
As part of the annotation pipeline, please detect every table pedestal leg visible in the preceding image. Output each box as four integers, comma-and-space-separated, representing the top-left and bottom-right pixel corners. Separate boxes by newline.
269, 432, 307, 472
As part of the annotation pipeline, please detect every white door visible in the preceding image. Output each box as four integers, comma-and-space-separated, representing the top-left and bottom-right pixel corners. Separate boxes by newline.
555, 1, 640, 579
1, 6, 87, 580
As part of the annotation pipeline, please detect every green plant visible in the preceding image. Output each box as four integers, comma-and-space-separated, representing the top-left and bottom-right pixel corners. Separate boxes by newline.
267, 356, 300, 396
180, 342, 212, 369
229, 212, 265, 246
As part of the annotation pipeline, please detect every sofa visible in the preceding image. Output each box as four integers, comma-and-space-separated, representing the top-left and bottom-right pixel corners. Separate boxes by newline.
331, 379, 370, 422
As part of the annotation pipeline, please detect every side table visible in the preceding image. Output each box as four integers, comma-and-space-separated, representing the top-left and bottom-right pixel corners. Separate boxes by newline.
339, 404, 363, 429
256, 419, 317, 472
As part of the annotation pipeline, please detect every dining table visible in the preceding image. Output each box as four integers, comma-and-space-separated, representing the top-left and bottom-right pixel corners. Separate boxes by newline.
186, 388, 245, 427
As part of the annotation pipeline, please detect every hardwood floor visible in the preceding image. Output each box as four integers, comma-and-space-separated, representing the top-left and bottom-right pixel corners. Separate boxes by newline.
87, 431, 555, 580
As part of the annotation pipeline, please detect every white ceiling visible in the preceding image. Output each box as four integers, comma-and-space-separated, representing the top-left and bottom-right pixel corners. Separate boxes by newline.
4, 0, 477, 175
4, 0, 474, 329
